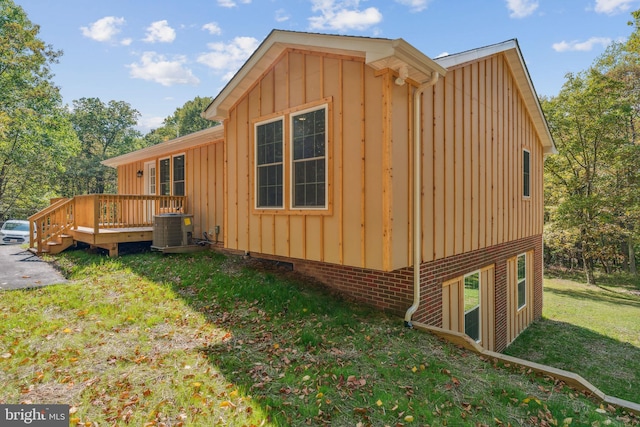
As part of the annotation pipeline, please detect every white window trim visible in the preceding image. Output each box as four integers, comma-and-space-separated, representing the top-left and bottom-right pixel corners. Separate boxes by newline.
289, 104, 329, 211
158, 153, 186, 197
517, 253, 527, 311
463, 270, 481, 343
523, 148, 531, 199
172, 153, 186, 197
145, 161, 156, 195
254, 116, 285, 210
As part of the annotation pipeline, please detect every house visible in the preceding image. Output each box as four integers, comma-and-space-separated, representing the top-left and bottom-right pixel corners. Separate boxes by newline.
100, 30, 555, 351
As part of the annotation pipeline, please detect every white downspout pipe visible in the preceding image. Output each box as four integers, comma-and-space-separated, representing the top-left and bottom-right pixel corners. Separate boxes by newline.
404, 71, 440, 328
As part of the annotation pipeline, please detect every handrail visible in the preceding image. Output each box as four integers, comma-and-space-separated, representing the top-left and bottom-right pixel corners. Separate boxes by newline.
29, 198, 75, 253
29, 194, 188, 253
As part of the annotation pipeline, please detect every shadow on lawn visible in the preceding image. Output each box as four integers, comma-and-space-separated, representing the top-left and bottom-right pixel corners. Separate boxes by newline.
505, 317, 640, 404
545, 283, 640, 309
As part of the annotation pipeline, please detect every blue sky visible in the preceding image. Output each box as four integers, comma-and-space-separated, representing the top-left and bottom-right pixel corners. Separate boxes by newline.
17, 0, 640, 132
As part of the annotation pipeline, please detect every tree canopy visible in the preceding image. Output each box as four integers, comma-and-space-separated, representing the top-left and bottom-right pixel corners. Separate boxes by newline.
0, 0, 79, 219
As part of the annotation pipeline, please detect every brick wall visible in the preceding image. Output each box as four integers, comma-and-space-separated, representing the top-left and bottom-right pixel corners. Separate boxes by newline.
240, 234, 543, 352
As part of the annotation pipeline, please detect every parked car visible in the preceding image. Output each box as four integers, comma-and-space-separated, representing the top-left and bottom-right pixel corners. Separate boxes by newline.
1, 220, 30, 245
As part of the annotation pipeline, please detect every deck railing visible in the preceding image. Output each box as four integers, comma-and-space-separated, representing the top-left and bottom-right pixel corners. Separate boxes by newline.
29, 194, 187, 252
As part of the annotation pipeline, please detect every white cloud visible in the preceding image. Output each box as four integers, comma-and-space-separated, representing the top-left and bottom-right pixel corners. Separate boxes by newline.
594, 0, 639, 14
217, 0, 251, 7
143, 20, 176, 43
552, 37, 612, 52
137, 115, 166, 132
309, 0, 383, 31
80, 16, 126, 42
505, 0, 539, 18
197, 36, 259, 81
121, 38, 133, 46
128, 52, 200, 86
202, 22, 222, 35
394, 0, 431, 12
275, 8, 291, 22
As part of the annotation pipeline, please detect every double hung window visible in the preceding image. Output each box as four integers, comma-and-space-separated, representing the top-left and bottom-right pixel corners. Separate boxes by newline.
517, 253, 527, 310
159, 154, 185, 196
255, 104, 328, 211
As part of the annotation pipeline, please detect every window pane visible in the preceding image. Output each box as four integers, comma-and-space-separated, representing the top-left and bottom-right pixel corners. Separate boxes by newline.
292, 108, 326, 208
523, 150, 530, 197
464, 272, 480, 342
518, 279, 526, 309
173, 155, 185, 196
517, 254, 526, 309
517, 254, 526, 281
257, 164, 283, 208
159, 158, 170, 196
256, 120, 283, 208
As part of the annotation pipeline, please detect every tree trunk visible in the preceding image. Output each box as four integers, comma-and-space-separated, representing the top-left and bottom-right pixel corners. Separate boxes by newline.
629, 235, 637, 275
583, 252, 596, 285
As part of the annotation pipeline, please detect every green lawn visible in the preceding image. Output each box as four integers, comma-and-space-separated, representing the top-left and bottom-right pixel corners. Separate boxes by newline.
505, 273, 640, 405
0, 250, 637, 426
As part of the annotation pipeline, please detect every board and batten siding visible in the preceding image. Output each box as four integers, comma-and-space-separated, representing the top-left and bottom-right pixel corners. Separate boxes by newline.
224, 49, 545, 272
421, 53, 544, 264
224, 49, 405, 271
117, 139, 225, 242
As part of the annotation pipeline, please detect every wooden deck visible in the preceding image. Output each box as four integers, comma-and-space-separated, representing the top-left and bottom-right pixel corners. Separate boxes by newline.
72, 226, 154, 256
28, 194, 186, 257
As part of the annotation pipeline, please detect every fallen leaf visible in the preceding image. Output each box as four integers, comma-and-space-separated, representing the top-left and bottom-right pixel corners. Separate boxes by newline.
376, 399, 383, 406
404, 415, 414, 422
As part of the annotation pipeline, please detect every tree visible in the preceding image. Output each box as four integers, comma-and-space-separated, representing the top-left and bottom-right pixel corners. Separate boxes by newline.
142, 96, 217, 145
64, 98, 141, 195
543, 69, 631, 284
0, 0, 79, 219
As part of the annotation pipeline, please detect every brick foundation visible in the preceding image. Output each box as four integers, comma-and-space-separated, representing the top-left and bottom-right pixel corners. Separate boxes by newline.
239, 234, 543, 352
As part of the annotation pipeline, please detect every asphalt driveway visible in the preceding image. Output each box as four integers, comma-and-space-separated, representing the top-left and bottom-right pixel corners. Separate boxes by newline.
0, 245, 67, 290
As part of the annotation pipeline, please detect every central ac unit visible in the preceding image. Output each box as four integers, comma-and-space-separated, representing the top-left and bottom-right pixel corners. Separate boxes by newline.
152, 214, 194, 248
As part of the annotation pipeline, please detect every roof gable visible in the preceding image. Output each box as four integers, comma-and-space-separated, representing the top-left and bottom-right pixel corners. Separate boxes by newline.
203, 29, 447, 122
436, 40, 556, 154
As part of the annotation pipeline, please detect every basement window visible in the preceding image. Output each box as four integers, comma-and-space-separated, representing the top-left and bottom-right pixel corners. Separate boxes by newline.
517, 253, 527, 310
464, 271, 481, 342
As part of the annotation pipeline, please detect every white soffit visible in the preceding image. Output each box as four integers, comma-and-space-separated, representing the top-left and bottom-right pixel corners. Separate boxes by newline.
102, 125, 224, 168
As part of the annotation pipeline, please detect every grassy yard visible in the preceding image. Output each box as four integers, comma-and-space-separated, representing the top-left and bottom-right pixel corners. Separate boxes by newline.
505, 271, 640, 405
0, 250, 637, 426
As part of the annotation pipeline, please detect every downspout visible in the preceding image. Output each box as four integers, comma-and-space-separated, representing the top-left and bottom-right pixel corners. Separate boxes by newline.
404, 71, 440, 328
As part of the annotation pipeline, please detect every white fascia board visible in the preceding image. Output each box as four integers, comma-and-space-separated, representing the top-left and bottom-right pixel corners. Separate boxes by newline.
102, 125, 224, 168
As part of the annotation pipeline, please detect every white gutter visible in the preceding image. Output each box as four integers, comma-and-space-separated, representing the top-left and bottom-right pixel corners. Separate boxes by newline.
404, 71, 440, 328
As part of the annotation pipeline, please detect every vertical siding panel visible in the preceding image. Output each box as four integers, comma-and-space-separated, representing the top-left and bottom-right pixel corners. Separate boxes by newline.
433, 80, 445, 260
423, 86, 435, 263
344, 60, 366, 267
246, 87, 260, 253
391, 79, 410, 268
237, 99, 250, 252
227, 113, 238, 249
305, 54, 322, 101
442, 286, 451, 330
449, 282, 460, 332
215, 143, 223, 241
323, 57, 342, 265
382, 72, 393, 269
465, 63, 482, 251
489, 59, 498, 247
497, 57, 505, 244
289, 51, 305, 106
444, 76, 455, 258
275, 54, 289, 111
454, 69, 464, 255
